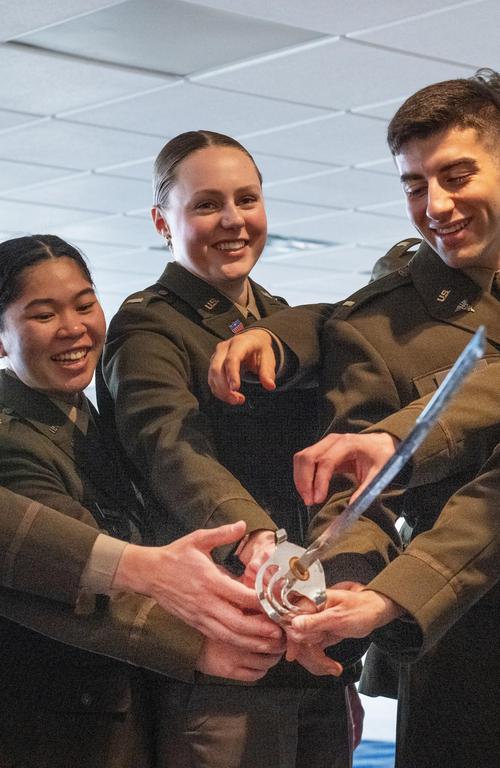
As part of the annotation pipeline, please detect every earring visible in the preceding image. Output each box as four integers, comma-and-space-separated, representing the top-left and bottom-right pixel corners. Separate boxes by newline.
163, 231, 173, 252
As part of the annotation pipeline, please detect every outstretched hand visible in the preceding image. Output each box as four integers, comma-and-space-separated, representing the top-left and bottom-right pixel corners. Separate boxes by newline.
208, 329, 277, 405
113, 520, 283, 652
294, 432, 399, 505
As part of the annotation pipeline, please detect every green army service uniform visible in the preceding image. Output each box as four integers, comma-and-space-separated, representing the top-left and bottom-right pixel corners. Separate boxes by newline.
294, 243, 500, 768
0, 371, 203, 768
99, 262, 359, 768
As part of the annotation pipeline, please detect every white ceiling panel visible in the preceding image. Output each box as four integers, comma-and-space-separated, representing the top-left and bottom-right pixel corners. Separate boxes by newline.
263, 244, 385, 274
0, 43, 173, 116
83, 244, 170, 276
272, 209, 415, 245
257, 153, 338, 184
0, 120, 163, 170
244, 114, 389, 167
265, 167, 402, 209
179, 0, 472, 35
353, 0, 500, 69
0, 160, 74, 192
58, 214, 160, 247
359, 200, 408, 219
266, 198, 337, 228
98, 158, 154, 181
8, 173, 152, 214
0, 0, 122, 41
194, 38, 474, 111
0, 109, 44, 131
18, 0, 322, 76
0, 199, 101, 232
65, 81, 329, 137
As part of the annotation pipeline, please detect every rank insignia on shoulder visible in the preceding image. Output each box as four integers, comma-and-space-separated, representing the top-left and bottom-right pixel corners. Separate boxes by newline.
204, 298, 219, 311
436, 289, 451, 303
126, 297, 144, 304
398, 265, 410, 277
229, 319, 245, 334
342, 300, 356, 307
455, 299, 475, 313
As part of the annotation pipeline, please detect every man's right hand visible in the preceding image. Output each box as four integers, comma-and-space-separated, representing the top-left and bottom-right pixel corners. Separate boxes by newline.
196, 637, 284, 682
208, 329, 277, 405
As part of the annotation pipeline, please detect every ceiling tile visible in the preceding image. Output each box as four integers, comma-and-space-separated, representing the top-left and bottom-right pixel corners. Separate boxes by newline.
58, 214, 160, 247
271, 209, 415, 245
266, 198, 337, 228
0, 0, 117, 41
0, 120, 163, 170
0, 160, 74, 192
0, 43, 173, 116
244, 113, 389, 166
18, 0, 322, 76
0, 199, 101, 232
265, 167, 402, 209
353, 0, 500, 69
179, 0, 467, 35
194, 37, 473, 110
9, 173, 152, 214
84, 244, 169, 277
0, 108, 44, 131
66, 81, 328, 137
97, 158, 154, 181
263, 243, 385, 273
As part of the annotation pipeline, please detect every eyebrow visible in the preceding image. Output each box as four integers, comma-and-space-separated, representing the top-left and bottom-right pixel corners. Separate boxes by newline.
400, 157, 478, 183
23, 287, 96, 311
192, 184, 261, 195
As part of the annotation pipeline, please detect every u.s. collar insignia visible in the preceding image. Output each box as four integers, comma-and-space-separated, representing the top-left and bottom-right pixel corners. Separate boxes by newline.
455, 299, 475, 313
436, 289, 451, 303
204, 298, 219, 311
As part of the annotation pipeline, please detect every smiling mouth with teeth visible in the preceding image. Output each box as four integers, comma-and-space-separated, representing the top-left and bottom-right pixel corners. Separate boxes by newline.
433, 219, 470, 236
51, 349, 89, 362
214, 240, 247, 251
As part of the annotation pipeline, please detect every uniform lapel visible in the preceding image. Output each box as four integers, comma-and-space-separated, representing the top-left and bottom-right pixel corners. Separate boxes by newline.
0, 372, 76, 459
410, 243, 500, 346
158, 262, 254, 340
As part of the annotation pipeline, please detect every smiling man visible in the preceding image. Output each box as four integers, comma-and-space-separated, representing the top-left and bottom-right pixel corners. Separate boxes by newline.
208, 69, 500, 768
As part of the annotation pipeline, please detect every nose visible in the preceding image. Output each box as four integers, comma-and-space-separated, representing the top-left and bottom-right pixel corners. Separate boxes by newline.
426, 179, 454, 221
56, 312, 86, 338
221, 203, 245, 229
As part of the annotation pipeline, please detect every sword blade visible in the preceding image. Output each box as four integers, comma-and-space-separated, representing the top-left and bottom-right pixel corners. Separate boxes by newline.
288, 325, 486, 579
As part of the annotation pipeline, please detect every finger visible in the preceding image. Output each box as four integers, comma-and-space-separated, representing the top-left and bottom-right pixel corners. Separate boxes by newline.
349, 466, 380, 502
256, 348, 277, 391
293, 449, 318, 505
285, 637, 300, 662
208, 345, 245, 404
296, 646, 343, 677
191, 520, 247, 553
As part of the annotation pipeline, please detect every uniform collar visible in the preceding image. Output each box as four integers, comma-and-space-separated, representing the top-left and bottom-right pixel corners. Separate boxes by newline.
157, 262, 283, 340
409, 242, 500, 343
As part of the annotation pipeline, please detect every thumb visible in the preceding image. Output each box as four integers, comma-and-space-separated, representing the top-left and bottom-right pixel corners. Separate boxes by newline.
193, 520, 247, 553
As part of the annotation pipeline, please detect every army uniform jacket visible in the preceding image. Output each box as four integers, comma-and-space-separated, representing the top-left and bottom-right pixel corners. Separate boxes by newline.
0, 372, 203, 696
259, 243, 500, 766
100, 263, 366, 685
100, 261, 319, 547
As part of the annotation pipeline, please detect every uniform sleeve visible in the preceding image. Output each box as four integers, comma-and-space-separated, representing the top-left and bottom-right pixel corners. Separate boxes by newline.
369, 443, 500, 658
366, 360, 500, 487
0, 442, 204, 681
102, 306, 276, 544
307, 317, 403, 581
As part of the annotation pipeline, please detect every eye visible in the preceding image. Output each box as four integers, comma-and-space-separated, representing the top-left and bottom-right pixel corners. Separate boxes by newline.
448, 174, 471, 186
77, 300, 97, 313
404, 184, 427, 199
239, 195, 259, 207
32, 312, 54, 322
194, 200, 218, 211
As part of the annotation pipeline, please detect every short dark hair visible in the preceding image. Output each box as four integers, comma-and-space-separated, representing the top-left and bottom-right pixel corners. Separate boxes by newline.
387, 68, 500, 155
0, 235, 92, 326
152, 130, 263, 208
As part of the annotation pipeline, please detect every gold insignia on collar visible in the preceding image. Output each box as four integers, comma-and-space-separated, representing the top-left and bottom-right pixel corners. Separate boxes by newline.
436, 289, 451, 303
204, 298, 219, 311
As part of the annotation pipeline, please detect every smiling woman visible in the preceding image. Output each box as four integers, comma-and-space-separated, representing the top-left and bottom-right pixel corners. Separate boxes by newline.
98, 131, 364, 768
0, 237, 105, 398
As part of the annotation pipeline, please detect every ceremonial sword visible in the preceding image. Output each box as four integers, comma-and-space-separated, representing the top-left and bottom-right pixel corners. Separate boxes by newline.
255, 326, 486, 623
